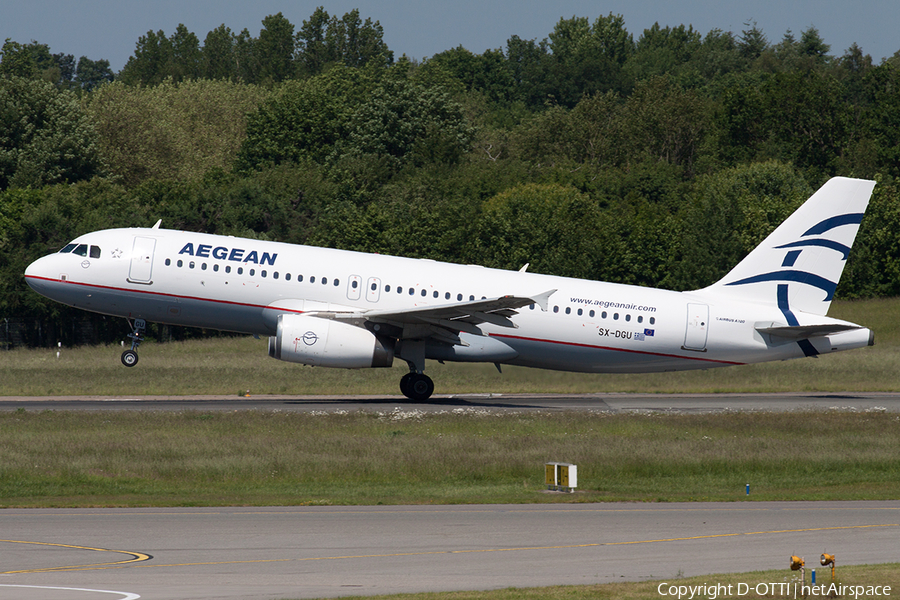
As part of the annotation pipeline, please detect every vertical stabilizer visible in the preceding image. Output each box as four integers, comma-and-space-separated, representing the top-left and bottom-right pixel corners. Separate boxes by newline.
702, 177, 876, 317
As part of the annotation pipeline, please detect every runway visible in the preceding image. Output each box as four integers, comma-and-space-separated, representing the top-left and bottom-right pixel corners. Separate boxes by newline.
2, 502, 898, 600
2, 391, 900, 413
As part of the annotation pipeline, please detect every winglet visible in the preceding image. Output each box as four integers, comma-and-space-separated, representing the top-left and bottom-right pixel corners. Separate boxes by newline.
530, 289, 556, 312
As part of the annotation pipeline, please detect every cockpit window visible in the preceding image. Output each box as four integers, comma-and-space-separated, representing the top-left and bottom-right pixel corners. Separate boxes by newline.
90, 246, 101, 259
72, 244, 88, 257
59, 243, 77, 253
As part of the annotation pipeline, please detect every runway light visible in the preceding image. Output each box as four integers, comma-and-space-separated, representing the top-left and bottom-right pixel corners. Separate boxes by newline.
790, 556, 805, 571
821, 553, 836, 581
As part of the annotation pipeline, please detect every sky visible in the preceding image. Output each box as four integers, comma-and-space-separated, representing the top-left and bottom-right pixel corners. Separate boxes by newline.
2, 0, 899, 72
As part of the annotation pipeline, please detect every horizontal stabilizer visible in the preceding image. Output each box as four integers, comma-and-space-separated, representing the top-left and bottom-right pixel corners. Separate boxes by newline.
755, 323, 861, 340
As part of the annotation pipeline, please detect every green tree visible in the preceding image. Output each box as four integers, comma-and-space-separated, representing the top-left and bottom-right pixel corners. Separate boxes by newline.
86, 79, 268, 186
472, 183, 604, 278
0, 77, 102, 190
295, 7, 393, 77
236, 67, 370, 170
75, 57, 114, 91
169, 24, 202, 81
256, 13, 295, 83
118, 29, 173, 85
333, 74, 474, 176
738, 22, 768, 60
0, 39, 38, 78
619, 76, 713, 175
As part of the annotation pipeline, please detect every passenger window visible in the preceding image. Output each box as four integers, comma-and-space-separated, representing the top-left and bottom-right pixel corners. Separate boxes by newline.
457, 294, 463, 301
273, 272, 279, 279
261, 270, 267, 277
165, 258, 171, 266
177, 259, 183, 268
201, 263, 207, 271
225, 266, 231, 273
352, 280, 358, 289
445, 292, 450, 300
625, 314, 631, 322
421, 289, 427, 297
297, 274, 303, 282
637, 315, 643, 323
371, 282, 377, 290
577, 308, 583, 316
565, 307, 571, 315
613, 313, 619, 320
249, 269, 255, 276
90, 246, 101, 259
589, 310, 595, 318
310, 276, 315, 283
334, 279, 339, 286
409, 288, 415, 295
285, 273, 291, 281
469, 295, 475, 301
189, 261, 195, 269
213, 264, 219, 272
385, 284, 391, 292
433, 291, 439, 298
238, 267, 243, 275
322, 277, 328, 285
602, 311, 607, 319
553, 306, 559, 313
650, 317, 656, 325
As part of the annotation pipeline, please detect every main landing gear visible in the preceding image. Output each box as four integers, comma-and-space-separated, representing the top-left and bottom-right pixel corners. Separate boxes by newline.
121, 318, 146, 367
399, 372, 435, 401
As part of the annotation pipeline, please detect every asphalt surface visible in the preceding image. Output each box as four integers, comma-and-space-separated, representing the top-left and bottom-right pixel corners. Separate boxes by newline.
2, 502, 898, 600
2, 391, 900, 413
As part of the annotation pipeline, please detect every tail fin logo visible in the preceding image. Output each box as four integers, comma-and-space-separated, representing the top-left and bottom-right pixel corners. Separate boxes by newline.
723, 212, 863, 302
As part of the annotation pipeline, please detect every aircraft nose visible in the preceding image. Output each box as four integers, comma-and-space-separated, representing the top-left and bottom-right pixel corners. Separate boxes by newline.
24, 255, 55, 294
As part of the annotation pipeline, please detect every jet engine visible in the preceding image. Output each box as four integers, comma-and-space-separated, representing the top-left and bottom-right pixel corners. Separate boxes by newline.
268, 314, 393, 368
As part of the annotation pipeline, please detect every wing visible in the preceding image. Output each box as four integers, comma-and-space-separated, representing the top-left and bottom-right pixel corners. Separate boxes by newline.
310, 289, 556, 346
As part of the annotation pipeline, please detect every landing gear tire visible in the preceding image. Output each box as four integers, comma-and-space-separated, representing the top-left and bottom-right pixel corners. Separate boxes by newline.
399, 373, 414, 397
401, 373, 434, 401
121, 349, 139, 367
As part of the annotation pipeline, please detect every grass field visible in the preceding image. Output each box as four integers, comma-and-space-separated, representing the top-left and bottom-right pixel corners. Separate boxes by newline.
1, 297, 899, 396
1, 408, 898, 507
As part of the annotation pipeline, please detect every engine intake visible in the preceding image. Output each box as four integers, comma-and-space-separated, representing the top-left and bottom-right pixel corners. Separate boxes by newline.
268, 314, 393, 368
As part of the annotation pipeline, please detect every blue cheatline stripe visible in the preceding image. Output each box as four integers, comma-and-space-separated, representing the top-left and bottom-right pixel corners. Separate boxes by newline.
797, 339, 820, 357
802, 213, 864, 236
725, 270, 837, 301
777, 284, 800, 326
775, 239, 852, 260
781, 250, 802, 267
777, 283, 819, 357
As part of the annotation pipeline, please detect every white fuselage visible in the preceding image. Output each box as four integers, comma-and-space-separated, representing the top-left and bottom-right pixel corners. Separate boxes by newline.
24, 227, 872, 374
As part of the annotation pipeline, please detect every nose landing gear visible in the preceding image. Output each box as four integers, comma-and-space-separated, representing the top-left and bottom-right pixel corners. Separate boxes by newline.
121, 318, 146, 367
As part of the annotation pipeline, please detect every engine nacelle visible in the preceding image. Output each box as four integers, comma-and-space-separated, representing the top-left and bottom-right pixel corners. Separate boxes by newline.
268, 314, 393, 368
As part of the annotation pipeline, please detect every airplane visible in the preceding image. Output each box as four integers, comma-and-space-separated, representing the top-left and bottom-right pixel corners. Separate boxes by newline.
24, 176, 876, 401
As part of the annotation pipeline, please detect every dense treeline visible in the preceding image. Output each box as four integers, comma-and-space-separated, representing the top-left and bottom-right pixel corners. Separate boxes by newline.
1, 8, 900, 348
